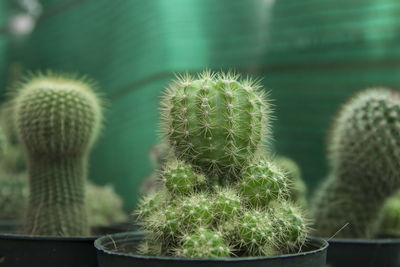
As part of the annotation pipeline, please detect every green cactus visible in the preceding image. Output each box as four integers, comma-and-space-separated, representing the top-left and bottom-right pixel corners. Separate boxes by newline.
85, 183, 127, 227
311, 88, 400, 238
135, 71, 309, 258
162, 160, 206, 195
376, 190, 400, 237
274, 156, 307, 207
14, 73, 103, 236
174, 228, 230, 258
0, 171, 28, 220
238, 159, 289, 207
161, 71, 269, 181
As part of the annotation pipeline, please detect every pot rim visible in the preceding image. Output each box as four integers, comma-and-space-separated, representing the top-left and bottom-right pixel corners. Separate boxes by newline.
327, 237, 400, 244
0, 232, 97, 241
94, 231, 329, 262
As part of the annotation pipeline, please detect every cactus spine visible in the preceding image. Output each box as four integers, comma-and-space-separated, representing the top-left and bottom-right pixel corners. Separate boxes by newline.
14, 73, 102, 236
311, 88, 400, 238
136, 71, 309, 258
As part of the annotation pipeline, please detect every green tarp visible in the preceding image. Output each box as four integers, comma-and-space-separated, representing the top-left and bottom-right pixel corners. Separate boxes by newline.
2, 0, 400, 210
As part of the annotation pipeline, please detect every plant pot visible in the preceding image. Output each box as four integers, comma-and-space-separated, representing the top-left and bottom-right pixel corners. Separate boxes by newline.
0, 222, 132, 267
94, 232, 329, 267
327, 238, 400, 267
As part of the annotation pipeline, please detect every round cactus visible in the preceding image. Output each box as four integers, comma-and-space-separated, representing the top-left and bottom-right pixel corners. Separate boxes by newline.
274, 156, 307, 207
270, 201, 308, 252
135, 189, 168, 219
212, 187, 241, 222
162, 160, 206, 195
234, 210, 276, 256
180, 192, 214, 229
312, 88, 400, 238
174, 228, 230, 258
238, 159, 289, 207
14, 73, 102, 236
161, 71, 269, 180
376, 190, 400, 237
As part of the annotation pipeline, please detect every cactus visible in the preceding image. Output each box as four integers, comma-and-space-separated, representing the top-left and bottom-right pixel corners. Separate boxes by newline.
85, 183, 127, 227
135, 71, 309, 258
376, 190, 400, 237
161, 71, 269, 181
274, 156, 307, 207
238, 158, 289, 207
0, 171, 28, 220
311, 88, 400, 238
14, 73, 102, 236
174, 228, 230, 258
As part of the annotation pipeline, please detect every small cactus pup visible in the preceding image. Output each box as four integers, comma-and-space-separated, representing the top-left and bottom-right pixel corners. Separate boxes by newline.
14, 73, 103, 236
161, 71, 270, 181
311, 88, 400, 238
376, 190, 400, 237
274, 156, 307, 207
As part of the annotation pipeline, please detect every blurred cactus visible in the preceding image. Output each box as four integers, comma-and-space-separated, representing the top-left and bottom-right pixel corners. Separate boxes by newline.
274, 156, 307, 207
376, 190, 400, 237
311, 88, 400, 238
14, 72, 103, 236
85, 183, 127, 227
135, 71, 309, 258
0, 171, 28, 220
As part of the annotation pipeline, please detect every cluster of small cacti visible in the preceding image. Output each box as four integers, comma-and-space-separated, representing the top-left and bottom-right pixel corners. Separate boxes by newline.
311, 88, 400, 238
136, 71, 309, 258
13, 72, 103, 236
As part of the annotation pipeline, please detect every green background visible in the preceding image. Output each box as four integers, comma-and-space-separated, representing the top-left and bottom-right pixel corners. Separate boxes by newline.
2, 0, 400, 210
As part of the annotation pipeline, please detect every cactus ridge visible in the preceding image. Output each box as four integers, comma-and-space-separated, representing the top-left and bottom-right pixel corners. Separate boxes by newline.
161, 71, 270, 180
14, 73, 102, 236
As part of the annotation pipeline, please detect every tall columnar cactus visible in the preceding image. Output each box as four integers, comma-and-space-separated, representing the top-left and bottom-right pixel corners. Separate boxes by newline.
311, 88, 400, 238
14, 73, 102, 236
161, 71, 269, 181
136, 71, 309, 258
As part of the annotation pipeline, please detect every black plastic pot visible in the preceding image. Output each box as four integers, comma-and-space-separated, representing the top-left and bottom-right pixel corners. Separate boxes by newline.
94, 232, 329, 267
0, 221, 133, 267
327, 238, 400, 267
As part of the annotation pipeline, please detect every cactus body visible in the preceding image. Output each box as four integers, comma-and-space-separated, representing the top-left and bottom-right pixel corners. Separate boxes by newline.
376, 190, 400, 237
135, 71, 309, 258
161, 71, 269, 180
15, 73, 102, 236
311, 89, 400, 238
163, 160, 205, 195
238, 159, 289, 207
274, 156, 307, 207
174, 228, 230, 258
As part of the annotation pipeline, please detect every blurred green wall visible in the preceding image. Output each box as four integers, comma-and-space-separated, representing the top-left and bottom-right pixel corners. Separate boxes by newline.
2, 0, 400, 210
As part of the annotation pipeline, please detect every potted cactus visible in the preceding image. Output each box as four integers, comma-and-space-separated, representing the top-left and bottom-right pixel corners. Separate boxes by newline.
311, 88, 400, 267
94, 71, 328, 267
0, 73, 125, 267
